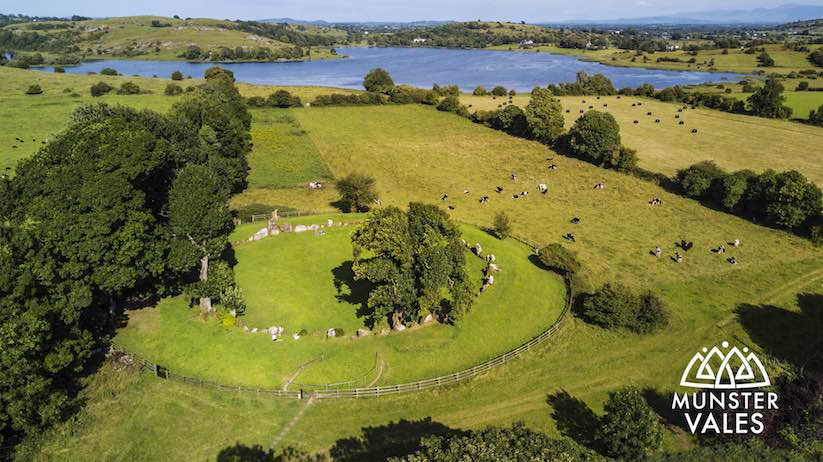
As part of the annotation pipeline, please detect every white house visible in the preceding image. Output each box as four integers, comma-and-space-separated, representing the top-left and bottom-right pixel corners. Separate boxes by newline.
519, 39, 534, 46
413, 37, 428, 44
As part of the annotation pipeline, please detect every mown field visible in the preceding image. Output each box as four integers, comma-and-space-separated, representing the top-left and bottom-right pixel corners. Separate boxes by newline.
463, 93, 823, 184
5, 68, 822, 460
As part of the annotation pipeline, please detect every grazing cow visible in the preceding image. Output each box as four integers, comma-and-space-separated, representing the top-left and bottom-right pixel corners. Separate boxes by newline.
589, 105, 593, 109
538, 183, 548, 193
594, 182, 605, 189
511, 173, 518, 181
678, 109, 683, 113
675, 115, 680, 119
487, 254, 496, 262
632, 103, 636, 107
496, 186, 504, 193
634, 120, 639, 124
520, 191, 529, 196
679, 121, 685, 125
603, 103, 608, 107
582, 100, 586, 103
654, 246, 662, 257
717, 245, 726, 254
596, 96, 601, 99
647, 112, 652, 116
486, 275, 495, 285
728, 257, 737, 265
464, 189, 470, 194
448, 205, 455, 210
549, 164, 557, 170
564, 232, 575, 242
479, 195, 490, 203
442, 194, 449, 201
566, 109, 570, 113
513, 194, 520, 199
579, 110, 584, 113
691, 129, 698, 133
570, 217, 580, 224
673, 252, 683, 263
655, 119, 660, 123
637, 102, 643, 106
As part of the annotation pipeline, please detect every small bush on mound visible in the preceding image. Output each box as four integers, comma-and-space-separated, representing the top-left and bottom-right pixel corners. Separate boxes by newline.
491, 85, 508, 96
164, 83, 184, 96
492, 211, 511, 239
538, 243, 581, 276
25, 84, 43, 95
116, 82, 142, 95
597, 387, 662, 460
436, 96, 468, 116
171, 70, 183, 81
267, 90, 302, 108
432, 84, 459, 97
53, 66, 65, 73
245, 95, 266, 107
336, 172, 378, 212
583, 283, 668, 333
489, 105, 529, 137
100, 67, 118, 76
388, 86, 437, 105
90, 81, 113, 97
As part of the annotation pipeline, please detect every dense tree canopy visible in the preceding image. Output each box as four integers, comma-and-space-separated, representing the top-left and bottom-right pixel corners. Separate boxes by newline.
597, 387, 663, 460
748, 78, 792, 119
568, 111, 621, 165
525, 87, 564, 145
352, 204, 473, 326
363, 68, 396, 94
336, 172, 378, 212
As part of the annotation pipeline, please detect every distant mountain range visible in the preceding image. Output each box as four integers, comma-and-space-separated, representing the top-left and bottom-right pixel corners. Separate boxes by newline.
260, 4, 823, 27
550, 3, 823, 25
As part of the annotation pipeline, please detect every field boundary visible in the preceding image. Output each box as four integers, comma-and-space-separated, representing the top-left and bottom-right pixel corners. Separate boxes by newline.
110, 238, 572, 400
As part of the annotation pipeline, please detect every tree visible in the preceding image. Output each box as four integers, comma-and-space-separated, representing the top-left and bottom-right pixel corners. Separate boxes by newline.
363, 68, 395, 93
614, 145, 637, 171
116, 81, 141, 95
266, 90, 302, 108
714, 169, 756, 211
597, 387, 663, 460
352, 204, 472, 326
491, 85, 507, 96
583, 283, 636, 329
568, 111, 621, 165
436, 96, 464, 115
810, 48, 823, 67
100, 67, 118, 75
165, 83, 183, 96
757, 51, 775, 67
809, 104, 823, 126
25, 84, 42, 95
490, 105, 529, 137
762, 170, 823, 229
171, 70, 183, 80
472, 85, 488, 96
168, 164, 232, 314
675, 161, 726, 199
492, 211, 511, 239
525, 87, 564, 145
748, 78, 792, 119
393, 423, 602, 461
336, 172, 378, 212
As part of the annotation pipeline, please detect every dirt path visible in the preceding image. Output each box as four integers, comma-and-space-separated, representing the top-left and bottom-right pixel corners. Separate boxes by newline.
270, 397, 314, 449
365, 353, 385, 388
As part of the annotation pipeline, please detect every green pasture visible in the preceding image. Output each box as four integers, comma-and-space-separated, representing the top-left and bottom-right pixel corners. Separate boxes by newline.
115, 221, 567, 387
463, 93, 823, 185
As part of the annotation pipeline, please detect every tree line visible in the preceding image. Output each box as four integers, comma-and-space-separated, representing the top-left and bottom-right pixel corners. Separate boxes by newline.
0, 67, 251, 449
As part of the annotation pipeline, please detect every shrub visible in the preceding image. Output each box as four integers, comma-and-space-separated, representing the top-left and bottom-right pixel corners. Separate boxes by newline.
312, 92, 384, 107
714, 169, 756, 211
597, 387, 663, 460
363, 68, 395, 93
171, 70, 183, 81
491, 85, 508, 96
614, 146, 638, 171
436, 95, 463, 114
25, 84, 43, 95
164, 83, 184, 96
335, 172, 378, 212
432, 84, 459, 97
116, 82, 142, 95
100, 67, 118, 76
537, 243, 580, 276
90, 81, 113, 97
204, 66, 235, 82
797, 81, 810, 91
675, 161, 726, 199
508, 89, 516, 96
492, 211, 511, 239
245, 95, 265, 106
568, 111, 621, 165
388, 86, 436, 105
584, 284, 668, 333
220, 285, 246, 316
267, 90, 302, 108
472, 85, 488, 96
53, 66, 65, 73
809, 104, 823, 126
490, 105, 529, 137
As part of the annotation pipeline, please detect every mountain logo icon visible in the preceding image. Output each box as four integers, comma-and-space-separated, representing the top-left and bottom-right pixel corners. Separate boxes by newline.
680, 341, 770, 389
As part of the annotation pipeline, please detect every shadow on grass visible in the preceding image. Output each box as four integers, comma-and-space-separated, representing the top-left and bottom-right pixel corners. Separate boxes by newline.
329, 417, 465, 462
736, 293, 823, 373
546, 389, 601, 452
642, 388, 691, 433
331, 260, 374, 328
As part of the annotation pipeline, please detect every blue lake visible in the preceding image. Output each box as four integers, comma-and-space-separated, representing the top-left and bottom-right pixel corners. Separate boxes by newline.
54, 47, 742, 91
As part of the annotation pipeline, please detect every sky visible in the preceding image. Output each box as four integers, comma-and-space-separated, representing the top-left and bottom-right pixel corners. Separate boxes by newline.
1, 0, 821, 22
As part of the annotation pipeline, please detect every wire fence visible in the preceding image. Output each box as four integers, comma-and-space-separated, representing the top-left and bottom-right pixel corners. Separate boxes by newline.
111, 272, 571, 400
243, 209, 337, 223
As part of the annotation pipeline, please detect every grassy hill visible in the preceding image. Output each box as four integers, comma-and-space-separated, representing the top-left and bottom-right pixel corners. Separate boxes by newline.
4, 68, 822, 460
1, 15, 344, 62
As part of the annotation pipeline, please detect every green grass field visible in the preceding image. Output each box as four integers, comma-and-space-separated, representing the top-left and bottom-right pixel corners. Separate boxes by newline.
489, 43, 823, 74
115, 219, 567, 388
3, 16, 341, 62
463, 93, 823, 185
5, 69, 822, 460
